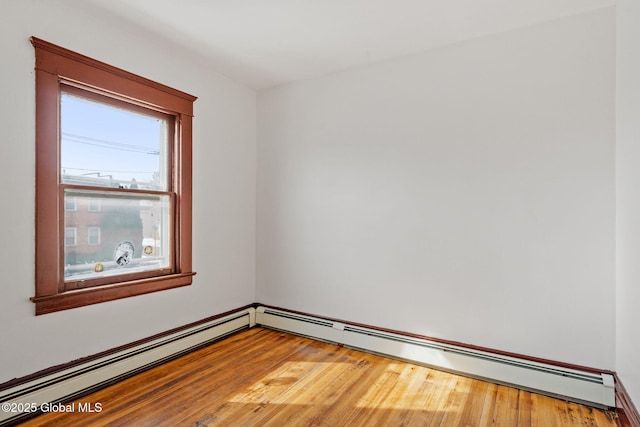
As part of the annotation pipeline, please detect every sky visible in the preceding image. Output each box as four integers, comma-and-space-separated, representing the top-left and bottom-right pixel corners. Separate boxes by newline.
60, 92, 168, 190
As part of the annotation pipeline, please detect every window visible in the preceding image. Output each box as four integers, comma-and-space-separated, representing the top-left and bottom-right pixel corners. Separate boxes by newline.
32, 37, 196, 315
64, 197, 76, 211
64, 227, 77, 246
88, 198, 101, 212
88, 227, 101, 246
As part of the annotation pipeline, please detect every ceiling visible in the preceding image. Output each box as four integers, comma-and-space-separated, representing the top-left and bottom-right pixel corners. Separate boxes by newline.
86, 0, 615, 90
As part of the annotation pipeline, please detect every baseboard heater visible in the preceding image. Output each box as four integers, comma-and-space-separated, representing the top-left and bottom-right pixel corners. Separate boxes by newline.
0, 308, 256, 426
255, 306, 615, 409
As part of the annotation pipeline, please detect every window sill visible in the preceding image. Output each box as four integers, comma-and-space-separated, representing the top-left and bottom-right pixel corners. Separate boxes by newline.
30, 272, 196, 315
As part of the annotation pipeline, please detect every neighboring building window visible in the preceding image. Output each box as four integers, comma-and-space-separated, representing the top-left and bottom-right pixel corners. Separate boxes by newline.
88, 198, 101, 212
32, 37, 197, 315
64, 197, 76, 211
64, 227, 77, 246
88, 227, 101, 245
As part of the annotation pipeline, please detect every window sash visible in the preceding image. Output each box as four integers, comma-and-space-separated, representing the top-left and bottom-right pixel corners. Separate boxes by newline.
60, 84, 173, 192
61, 187, 176, 290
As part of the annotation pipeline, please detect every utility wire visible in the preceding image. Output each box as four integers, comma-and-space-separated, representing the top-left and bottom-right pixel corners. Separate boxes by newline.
62, 132, 160, 155
62, 166, 158, 174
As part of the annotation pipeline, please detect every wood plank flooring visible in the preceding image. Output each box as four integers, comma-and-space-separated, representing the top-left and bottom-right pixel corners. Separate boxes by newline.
18, 327, 621, 426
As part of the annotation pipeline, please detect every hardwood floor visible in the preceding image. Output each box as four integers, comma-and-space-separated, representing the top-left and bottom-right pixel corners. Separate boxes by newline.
18, 327, 621, 426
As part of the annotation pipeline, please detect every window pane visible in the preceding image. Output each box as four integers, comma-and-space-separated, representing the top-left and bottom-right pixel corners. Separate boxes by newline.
64, 190, 171, 281
60, 92, 169, 191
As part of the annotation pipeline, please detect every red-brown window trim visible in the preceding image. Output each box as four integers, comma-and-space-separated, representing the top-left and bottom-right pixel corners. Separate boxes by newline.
31, 37, 197, 315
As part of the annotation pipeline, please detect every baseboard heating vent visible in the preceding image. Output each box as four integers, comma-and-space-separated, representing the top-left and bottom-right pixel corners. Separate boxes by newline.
256, 306, 342, 343
255, 306, 615, 409
0, 308, 255, 426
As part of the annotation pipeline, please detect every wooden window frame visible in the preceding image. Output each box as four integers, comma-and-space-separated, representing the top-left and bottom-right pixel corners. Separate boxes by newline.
31, 37, 196, 315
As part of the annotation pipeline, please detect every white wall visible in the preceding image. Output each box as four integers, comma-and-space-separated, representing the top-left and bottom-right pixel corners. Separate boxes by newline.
0, 0, 256, 383
257, 8, 616, 369
616, 0, 640, 408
